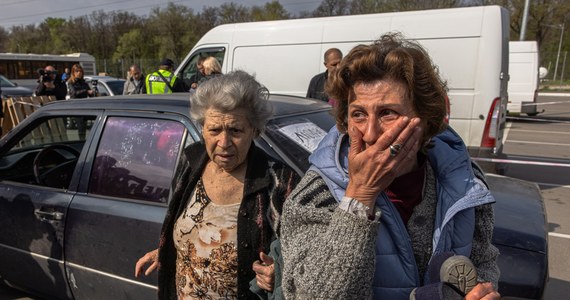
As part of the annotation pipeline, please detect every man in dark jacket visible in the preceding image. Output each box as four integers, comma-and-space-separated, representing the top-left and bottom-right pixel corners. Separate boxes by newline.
34, 65, 67, 100
306, 48, 343, 102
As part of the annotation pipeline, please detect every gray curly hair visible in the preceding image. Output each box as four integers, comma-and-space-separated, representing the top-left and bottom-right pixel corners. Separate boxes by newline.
190, 70, 273, 135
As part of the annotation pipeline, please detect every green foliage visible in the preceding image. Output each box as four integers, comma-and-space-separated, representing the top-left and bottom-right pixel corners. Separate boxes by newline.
0, 0, 567, 79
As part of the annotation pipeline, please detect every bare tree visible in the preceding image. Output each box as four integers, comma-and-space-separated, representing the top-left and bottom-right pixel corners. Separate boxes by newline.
313, 0, 351, 17
219, 2, 252, 24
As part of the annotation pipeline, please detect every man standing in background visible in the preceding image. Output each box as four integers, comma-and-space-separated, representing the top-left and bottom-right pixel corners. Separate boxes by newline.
123, 64, 146, 95
145, 59, 186, 94
35, 65, 67, 100
306, 48, 343, 102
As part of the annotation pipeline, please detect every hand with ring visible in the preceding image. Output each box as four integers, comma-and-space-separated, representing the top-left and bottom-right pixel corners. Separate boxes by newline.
345, 116, 423, 210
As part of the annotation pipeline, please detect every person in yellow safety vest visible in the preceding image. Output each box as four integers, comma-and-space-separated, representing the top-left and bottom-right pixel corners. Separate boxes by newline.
145, 58, 187, 94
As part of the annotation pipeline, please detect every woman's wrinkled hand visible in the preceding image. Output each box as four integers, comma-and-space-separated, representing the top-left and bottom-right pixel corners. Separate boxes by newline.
252, 252, 275, 292
465, 282, 501, 300
135, 248, 159, 277
345, 117, 422, 209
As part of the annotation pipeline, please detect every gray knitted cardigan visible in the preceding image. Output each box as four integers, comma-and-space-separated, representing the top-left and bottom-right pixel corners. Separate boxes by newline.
281, 163, 500, 300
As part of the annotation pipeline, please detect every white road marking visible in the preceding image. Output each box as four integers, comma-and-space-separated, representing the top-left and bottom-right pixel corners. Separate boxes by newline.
536, 182, 570, 188
539, 93, 570, 97
507, 140, 570, 147
473, 157, 570, 168
508, 129, 570, 135
549, 232, 570, 240
503, 121, 512, 143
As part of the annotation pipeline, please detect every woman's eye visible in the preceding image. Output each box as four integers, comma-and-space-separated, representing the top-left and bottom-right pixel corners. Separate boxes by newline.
208, 128, 221, 134
380, 110, 399, 121
351, 111, 366, 120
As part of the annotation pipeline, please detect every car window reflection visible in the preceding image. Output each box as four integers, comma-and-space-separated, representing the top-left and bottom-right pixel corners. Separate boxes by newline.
0, 116, 95, 189
89, 117, 185, 203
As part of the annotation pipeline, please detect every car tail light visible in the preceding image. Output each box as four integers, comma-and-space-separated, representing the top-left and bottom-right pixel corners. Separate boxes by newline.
481, 97, 501, 148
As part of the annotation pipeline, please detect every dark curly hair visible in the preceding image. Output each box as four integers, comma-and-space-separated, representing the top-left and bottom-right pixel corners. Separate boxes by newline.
326, 32, 448, 149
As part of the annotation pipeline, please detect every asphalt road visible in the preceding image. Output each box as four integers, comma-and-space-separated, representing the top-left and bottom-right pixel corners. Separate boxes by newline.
2, 93, 569, 300
501, 93, 570, 300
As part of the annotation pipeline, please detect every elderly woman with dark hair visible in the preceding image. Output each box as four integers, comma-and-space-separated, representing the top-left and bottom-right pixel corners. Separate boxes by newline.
135, 70, 300, 299
281, 33, 501, 300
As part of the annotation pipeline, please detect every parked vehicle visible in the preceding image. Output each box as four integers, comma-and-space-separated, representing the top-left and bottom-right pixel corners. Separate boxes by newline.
0, 94, 547, 299
84, 76, 126, 96
0, 74, 34, 99
175, 5, 510, 173
0, 53, 96, 89
508, 41, 540, 116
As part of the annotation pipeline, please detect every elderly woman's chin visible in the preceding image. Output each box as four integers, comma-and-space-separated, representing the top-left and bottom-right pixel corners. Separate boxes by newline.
213, 154, 246, 172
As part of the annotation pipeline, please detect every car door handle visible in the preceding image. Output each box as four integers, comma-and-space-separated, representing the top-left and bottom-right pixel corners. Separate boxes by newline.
34, 209, 64, 223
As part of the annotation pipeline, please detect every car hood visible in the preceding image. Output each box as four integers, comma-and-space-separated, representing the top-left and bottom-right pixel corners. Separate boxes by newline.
2, 86, 34, 97
487, 174, 547, 254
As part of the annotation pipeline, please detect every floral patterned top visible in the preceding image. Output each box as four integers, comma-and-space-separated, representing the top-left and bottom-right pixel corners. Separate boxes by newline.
173, 179, 240, 299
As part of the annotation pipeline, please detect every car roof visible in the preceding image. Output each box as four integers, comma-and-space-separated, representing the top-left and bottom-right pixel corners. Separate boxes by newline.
84, 76, 125, 82
41, 93, 331, 118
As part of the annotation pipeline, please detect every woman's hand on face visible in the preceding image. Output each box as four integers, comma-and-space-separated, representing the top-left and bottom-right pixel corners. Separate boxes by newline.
465, 282, 501, 300
134, 248, 159, 277
345, 117, 422, 209
252, 252, 275, 292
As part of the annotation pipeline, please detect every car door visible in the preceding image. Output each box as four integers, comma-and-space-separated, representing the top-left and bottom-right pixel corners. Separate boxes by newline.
0, 111, 101, 300
64, 112, 198, 299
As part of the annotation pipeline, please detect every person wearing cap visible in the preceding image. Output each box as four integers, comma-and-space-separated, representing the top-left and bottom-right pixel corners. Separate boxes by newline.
145, 58, 186, 94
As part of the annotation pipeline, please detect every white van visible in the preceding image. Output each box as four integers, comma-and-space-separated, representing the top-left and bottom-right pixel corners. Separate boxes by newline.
508, 41, 540, 116
176, 6, 510, 172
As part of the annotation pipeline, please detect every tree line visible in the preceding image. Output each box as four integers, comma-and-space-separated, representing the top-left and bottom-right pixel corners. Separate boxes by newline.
0, 0, 568, 79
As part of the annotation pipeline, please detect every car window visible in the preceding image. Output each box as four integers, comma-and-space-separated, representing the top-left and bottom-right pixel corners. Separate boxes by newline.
88, 117, 186, 203
179, 47, 226, 84
264, 111, 336, 172
92, 81, 110, 97
105, 80, 125, 95
0, 75, 17, 87
0, 115, 95, 189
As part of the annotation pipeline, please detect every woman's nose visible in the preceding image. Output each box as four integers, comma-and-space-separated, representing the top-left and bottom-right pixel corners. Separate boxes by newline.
218, 131, 232, 148
362, 120, 382, 145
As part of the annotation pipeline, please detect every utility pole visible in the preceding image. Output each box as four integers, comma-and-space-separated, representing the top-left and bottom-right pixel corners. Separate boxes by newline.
520, 0, 530, 41
553, 23, 565, 82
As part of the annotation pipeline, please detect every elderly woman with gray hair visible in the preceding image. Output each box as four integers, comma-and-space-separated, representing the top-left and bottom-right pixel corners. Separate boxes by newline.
135, 70, 300, 299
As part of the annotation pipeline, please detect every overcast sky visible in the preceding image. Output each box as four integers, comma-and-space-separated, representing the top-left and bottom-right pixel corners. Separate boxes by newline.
0, 0, 321, 29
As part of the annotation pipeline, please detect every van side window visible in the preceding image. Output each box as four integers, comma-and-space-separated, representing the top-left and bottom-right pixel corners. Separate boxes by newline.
179, 47, 226, 87
88, 117, 185, 203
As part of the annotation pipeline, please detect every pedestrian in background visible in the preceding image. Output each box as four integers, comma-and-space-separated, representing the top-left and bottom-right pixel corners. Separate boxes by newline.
61, 67, 71, 82
67, 64, 95, 99
306, 48, 343, 103
196, 56, 223, 86
145, 58, 186, 94
34, 65, 67, 100
123, 64, 146, 95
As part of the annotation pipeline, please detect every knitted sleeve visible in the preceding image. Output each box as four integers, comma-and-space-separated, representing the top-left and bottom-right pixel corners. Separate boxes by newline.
281, 171, 379, 300
471, 203, 501, 288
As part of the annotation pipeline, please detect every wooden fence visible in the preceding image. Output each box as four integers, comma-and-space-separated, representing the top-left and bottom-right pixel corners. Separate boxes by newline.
1, 95, 56, 137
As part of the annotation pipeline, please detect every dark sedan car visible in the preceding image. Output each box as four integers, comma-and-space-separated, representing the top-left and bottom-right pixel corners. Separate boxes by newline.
0, 94, 547, 299
0, 74, 34, 99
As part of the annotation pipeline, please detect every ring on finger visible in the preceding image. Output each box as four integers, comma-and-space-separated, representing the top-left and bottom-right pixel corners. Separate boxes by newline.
389, 144, 403, 157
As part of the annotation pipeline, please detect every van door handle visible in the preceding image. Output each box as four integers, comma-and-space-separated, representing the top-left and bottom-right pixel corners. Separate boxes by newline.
34, 209, 64, 224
